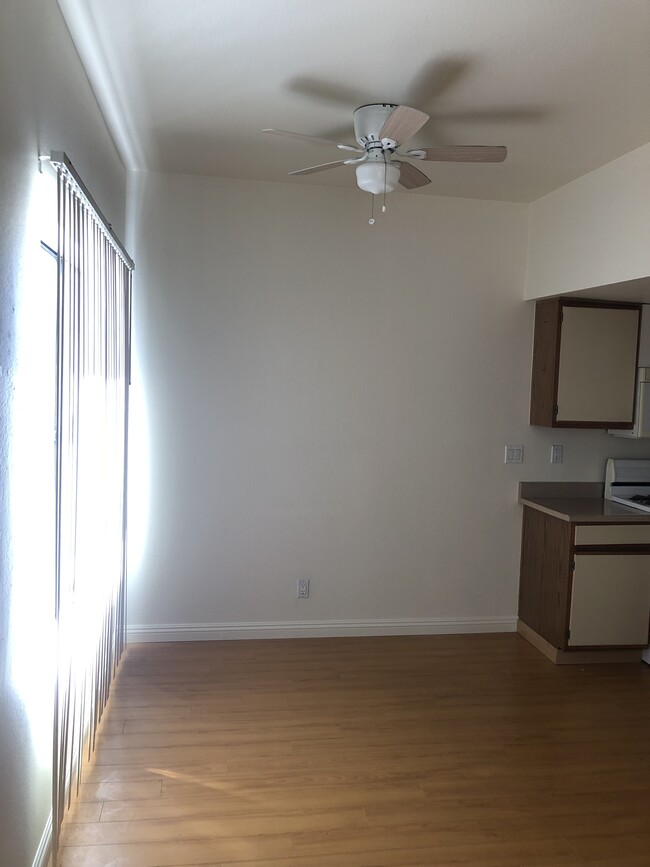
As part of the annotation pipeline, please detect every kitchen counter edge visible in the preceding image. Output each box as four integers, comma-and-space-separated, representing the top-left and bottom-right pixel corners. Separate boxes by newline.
518, 481, 650, 523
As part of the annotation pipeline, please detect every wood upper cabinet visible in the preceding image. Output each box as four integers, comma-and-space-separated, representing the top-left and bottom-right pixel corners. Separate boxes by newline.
530, 298, 641, 428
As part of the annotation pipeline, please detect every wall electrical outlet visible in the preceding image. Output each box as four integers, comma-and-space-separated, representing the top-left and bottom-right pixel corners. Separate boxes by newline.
551, 444, 564, 464
296, 578, 310, 598
504, 445, 524, 464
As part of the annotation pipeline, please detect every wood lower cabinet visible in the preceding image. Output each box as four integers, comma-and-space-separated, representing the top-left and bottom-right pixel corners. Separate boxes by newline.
518, 506, 650, 662
569, 554, 650, 646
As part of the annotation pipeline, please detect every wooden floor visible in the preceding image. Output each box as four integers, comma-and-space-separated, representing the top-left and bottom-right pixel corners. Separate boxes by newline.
58, 634, 650, 867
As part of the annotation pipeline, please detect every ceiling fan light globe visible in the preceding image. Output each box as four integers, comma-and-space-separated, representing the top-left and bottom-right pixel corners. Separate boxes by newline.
355, 161, 400, 195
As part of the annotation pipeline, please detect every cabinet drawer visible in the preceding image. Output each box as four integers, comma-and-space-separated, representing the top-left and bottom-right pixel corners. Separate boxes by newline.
574, 524, 650, 545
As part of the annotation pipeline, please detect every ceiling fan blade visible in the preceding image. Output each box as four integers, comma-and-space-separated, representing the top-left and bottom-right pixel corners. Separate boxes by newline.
407, 57, 470, 110
287, 76, 368, 107
406, 146, 507, 163
263, 129, 362, 153
433, 107, 545, 124
379, 106, 430, 145
396, 162, 431, 190
320, 123, 360, 144
343, 154, 368, 166
288, 160, 349, 176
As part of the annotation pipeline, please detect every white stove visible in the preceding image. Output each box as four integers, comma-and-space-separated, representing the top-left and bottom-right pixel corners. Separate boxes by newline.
605, 458, 650, 513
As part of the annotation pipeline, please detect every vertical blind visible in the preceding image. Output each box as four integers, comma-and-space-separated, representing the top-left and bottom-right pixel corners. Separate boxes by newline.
50, 153, 133, 859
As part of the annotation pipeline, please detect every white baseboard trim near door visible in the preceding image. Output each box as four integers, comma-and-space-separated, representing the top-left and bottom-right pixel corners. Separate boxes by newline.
32, 811, 52, 867
127, 616, 517, 643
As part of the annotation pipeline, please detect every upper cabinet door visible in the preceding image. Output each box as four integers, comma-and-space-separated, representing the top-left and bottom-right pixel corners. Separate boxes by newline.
556, 306, 639, 423
530, 299, 641, 428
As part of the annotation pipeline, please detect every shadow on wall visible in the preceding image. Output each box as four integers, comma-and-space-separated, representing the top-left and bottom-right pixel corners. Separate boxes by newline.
125, 173, 151, 591
127, 344, 152, 586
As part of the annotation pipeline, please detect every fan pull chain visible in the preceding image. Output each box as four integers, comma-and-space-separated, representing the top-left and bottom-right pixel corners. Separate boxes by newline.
368, 194, 375, 225
382, 160, 387, 212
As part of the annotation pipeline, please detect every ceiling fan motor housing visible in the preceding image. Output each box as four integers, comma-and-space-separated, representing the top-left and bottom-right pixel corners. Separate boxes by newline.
353, 104, 398, 149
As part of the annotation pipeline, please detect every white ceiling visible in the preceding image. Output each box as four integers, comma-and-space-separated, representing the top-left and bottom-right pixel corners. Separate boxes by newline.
59, 0, 650, 202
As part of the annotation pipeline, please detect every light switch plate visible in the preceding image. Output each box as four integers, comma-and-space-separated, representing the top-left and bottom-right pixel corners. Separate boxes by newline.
504, 445, 524, 464
551, 444, 564, 464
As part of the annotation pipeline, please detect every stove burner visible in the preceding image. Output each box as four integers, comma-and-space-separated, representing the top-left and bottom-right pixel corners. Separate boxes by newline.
630, 495, 650, 506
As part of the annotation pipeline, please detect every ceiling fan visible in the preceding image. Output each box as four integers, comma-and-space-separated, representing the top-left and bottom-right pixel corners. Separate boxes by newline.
263, 103, 506, 215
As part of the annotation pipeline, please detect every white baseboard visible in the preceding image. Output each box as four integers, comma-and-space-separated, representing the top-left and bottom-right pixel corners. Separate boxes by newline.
32, 811, 52, 867
127, 616, 517, 643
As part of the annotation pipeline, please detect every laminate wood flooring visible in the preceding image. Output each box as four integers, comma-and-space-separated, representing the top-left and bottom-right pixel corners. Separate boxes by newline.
58, 634, 650, 866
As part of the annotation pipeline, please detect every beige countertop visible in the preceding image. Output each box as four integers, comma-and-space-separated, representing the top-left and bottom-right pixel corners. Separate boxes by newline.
518, 481, 650, 523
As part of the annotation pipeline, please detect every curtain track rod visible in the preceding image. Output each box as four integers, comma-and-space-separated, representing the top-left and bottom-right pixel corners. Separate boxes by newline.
40, 151, 135, 271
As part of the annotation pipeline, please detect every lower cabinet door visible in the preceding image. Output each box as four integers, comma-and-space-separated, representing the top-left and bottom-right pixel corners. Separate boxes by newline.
569, 554, 650, 647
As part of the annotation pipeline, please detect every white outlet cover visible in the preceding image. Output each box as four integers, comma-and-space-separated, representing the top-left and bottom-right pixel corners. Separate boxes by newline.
504, 445, 524, 464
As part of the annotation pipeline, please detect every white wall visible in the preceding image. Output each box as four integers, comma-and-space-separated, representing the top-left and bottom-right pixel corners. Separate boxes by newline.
1, 7, 646, 862
127, 171, 650, 640
526, 143, 650, 299
0, 2, 126, 864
